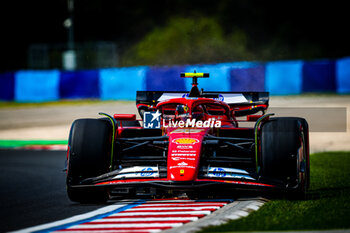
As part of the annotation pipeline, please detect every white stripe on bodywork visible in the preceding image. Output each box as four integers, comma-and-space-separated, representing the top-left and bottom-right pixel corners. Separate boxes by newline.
113, 173, 159, 179
207, 167, 255, 180
208, 167, 249, 174
220, 94, 248, 104
116, 166, 159, 173
207, 173, 255, 180
156, 93, 248, 104
113, 166, 159, 179
157, 93, 187, 101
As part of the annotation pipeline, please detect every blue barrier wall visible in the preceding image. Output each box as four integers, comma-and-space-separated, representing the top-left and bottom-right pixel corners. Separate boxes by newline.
14, 70, 60, 102
0, 72, 14, 101
60, 70, 99, 99
265, 60, 303, 95
0, 57, 349, 102
99, 66, 148, 100
146, 66, 185, 91
230, 64, 265, 91
302, 60, 336, 92
336, 57, 350, 94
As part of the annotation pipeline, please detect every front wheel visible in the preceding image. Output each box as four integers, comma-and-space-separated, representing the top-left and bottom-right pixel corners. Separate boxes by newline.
260, 117, 309, 198
66, 118, 112, 203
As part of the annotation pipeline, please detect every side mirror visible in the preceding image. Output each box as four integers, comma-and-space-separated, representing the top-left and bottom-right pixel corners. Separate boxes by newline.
114, 114, 136, 121
246, 115, 263, 121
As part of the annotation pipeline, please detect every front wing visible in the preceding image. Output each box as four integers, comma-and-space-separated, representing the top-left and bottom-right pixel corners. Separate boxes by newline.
68, 176, 292, 195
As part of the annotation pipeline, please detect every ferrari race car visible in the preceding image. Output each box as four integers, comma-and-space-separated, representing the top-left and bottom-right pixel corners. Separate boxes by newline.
66, 72, 310, 202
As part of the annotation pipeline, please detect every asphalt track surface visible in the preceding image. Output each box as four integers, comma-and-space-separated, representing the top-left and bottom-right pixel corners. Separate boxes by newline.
0, 149, 241, 233
0, 149, 107, 232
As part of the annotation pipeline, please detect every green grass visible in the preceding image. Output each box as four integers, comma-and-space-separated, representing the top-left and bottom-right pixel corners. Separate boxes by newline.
200, 151, 350, 232
0, 140, 68, 148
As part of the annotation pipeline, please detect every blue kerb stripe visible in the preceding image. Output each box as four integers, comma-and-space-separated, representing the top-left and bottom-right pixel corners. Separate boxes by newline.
34, 200, 146, 233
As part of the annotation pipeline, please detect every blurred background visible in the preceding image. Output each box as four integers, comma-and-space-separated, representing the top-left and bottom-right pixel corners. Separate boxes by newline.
1, 0, 349, 71
0, 0, 349, 103
0, 0, 349, 152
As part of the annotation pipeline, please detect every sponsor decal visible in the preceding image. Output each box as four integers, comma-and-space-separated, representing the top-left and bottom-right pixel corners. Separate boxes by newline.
213, 168, 226, 177
176, 145, 193, 149
208, 167, 249, 174
177, 161, 188, 166
213, 94, 224, 101
171, 149, 197, 153
143, 110, 161, 129
172, 150, 197, 153
141, 167, 154, 177
163, 118, 221, 128
170, 128, 204, 134
207, 167, 255, 180
207, 173, 254, 180
172, 157, 195, 161
170, 165, 195, 169
183, 105, 189, 112
112, 166, 159, 179
172, 138, 199, 145
171, 153, 196, 157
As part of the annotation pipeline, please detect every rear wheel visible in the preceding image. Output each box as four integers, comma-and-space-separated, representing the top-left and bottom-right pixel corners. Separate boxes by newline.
260, 117, 309, 198
66, 118, 112, 203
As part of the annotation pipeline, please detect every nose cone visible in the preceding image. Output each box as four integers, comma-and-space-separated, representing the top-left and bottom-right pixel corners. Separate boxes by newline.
167, 128, 208, 181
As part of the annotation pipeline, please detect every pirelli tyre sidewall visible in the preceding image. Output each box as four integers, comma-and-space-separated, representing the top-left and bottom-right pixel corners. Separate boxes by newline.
260, 117, 309, 197
66, 118, 112, 203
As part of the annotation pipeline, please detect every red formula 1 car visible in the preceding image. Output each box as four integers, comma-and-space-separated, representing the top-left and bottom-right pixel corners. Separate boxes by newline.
66, 72, 310, 202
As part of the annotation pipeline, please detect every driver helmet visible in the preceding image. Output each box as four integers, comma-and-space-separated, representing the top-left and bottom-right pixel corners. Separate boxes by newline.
176, 104, 185, 115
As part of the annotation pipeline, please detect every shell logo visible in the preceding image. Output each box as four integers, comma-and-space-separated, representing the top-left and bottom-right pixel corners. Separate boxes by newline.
172, 138, 199, 144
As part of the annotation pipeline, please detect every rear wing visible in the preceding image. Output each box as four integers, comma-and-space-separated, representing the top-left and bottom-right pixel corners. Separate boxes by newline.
136, 91, 269, 116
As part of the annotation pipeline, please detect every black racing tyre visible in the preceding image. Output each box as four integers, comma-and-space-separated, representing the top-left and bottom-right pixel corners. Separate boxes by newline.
260, 117, 309, 197
66, 118, 112, 203
296, 118, 310, 195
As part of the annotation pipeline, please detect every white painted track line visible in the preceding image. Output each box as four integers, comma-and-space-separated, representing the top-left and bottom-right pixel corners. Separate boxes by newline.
110, 210, 212, 216
59, 230, 163, 233
66, 223, 184, 228
125, 206, 221, 211
89, 217, 199, 222
10, 203, 132, 233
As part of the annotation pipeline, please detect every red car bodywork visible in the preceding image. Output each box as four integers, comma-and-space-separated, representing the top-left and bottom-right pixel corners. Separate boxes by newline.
92, 93, 275, 192
67, 73, 308, 199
